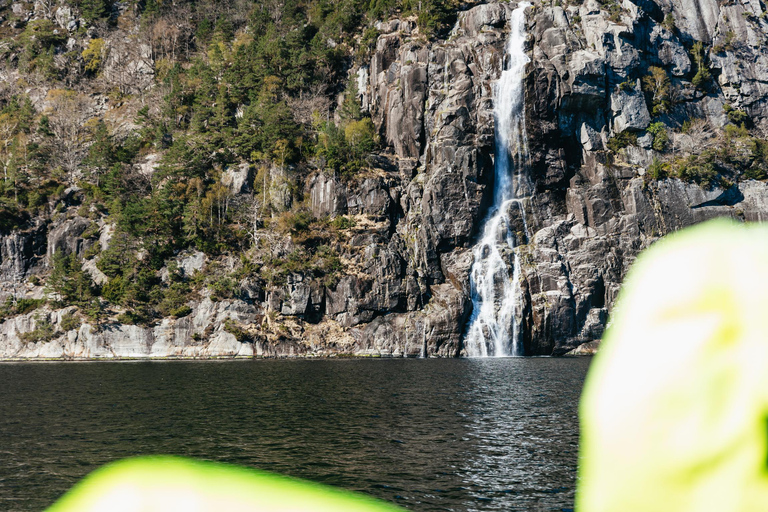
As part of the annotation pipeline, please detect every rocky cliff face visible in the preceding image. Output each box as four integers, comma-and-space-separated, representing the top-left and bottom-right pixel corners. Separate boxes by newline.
3, 0, 768, 359
515, 0, 768, 354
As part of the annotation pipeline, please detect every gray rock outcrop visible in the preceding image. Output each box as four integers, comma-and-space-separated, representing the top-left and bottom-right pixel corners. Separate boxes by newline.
6, 0, 768, 360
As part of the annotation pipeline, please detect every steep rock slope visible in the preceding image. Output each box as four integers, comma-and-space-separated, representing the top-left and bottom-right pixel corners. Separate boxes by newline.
2, 0, 768, 358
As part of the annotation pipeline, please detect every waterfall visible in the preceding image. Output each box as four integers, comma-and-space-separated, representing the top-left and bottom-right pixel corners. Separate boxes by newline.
464, 3, 531, 358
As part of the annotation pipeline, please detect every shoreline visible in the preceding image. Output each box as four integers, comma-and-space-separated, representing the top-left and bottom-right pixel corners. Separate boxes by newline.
0, 353, 593, 362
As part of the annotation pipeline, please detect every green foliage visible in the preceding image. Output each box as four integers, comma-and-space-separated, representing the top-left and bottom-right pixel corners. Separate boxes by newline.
713, 30, 735, 53
84, 120, 126, 187
76, 0, 110, 23
97, 233, 135, 278
80, 222, 101, 241
47, 251, 97, 306
188, 260, 239, 301
121, 267, 160, 307
368, 0, 399, 18
724, 123, 749, 139
261, 214, 344, 287
0, 0, 463, 323
315, 244, 343, 286
195, 18, 214, 45
618, 79, 635, 92
17, 297, 45, 314
657, 122, 768, 184
117, 310, 148, 325
102, 274, 127, 303
232, 78, 301, 163
340, 80, 364, 122
0, 297, 45, 322
404, 0, 455, 38
607, 130, 638, 152
118, 190, 183, 268
663, 13, 676, 32
82, 298, 107, 325
276, 209, 314, 235
723, 104, 749, 126
647, 158, 669, 180
691, 42, 712, 90
330, 215, 357, 230
315, 110, 378, 178
642, 67, 671, 116
82, 38, 106, 75
358, 27, 380, 58
38, 115, 53, 137
19, 20, 66, 64
745, 138, 768, 180
60, 312, 82, 332
19, 315, 59, 343
223, 318, 252, 342
0, 200, 29, 233
170, 305, 193, 318
263, 251, 310, 286
157, 280, 192, 317
1, 95, 36, 133
210, 273, 238, 301
647, 122, 669, 151
671, 153, 719, 188
598, 0, 623, 22
345, 118, 377, 156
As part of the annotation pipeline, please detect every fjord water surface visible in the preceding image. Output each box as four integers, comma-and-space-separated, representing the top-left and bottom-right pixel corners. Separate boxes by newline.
0, 358, 589, 511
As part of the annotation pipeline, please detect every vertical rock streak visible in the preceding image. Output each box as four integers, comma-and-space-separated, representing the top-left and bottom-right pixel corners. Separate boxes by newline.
465, 3, 530, 357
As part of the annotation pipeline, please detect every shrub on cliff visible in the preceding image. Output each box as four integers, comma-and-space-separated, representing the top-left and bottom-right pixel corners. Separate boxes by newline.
663, 13, 676, 32
19, 315, 59, 343
0, 297, 45, 323
157, 280, 193, 317
18, 20, 65, 72
607, 130, 638, 152
96, 234, 135, 278
691, 42, 712, 90
744, 138, 768, 180
82, 39, 106, 76
642, 67, 672, 117
102, 275, 127, 304
0, 201, 29, 233
47, 251, 98, 306
60, 312, 82, 332
315, 115, 378, 178
672, 153, 719, 188
75, 0, 110, 23
647, 158, 669, 180
647, 122, 668, 151
276, 210, 314, 236
723, 104, 749, 127
224, 318, 252, 342
345, 118, 377, 158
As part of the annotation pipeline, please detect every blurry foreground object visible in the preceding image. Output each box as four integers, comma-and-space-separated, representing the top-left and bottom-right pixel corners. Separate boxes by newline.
47, 456, 404, 512
577, 219, 768, 512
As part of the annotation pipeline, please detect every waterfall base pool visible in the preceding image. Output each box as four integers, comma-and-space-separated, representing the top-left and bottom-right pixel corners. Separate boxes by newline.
0, 358, 590, 511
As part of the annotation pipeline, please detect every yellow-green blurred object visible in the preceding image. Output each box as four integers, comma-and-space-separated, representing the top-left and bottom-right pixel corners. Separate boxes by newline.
577, 219, 768, 512
47, 456, 405, 512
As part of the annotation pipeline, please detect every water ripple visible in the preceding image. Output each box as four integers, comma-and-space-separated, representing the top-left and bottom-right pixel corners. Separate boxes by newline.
0, 357, 589, 511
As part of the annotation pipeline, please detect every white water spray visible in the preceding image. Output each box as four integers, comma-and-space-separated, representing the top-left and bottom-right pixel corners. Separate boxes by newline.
464, 3, 531, 357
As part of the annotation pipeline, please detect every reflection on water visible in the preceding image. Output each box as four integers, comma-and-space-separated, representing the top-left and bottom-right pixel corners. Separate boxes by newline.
0, 358, 589, 511
462, 359, 584, 511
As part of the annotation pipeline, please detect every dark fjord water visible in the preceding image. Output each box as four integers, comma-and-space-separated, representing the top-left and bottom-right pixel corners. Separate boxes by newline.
0, 358, 590, 511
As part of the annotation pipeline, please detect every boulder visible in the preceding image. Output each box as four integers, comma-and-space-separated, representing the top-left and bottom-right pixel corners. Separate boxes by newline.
610, 81, 651, 133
